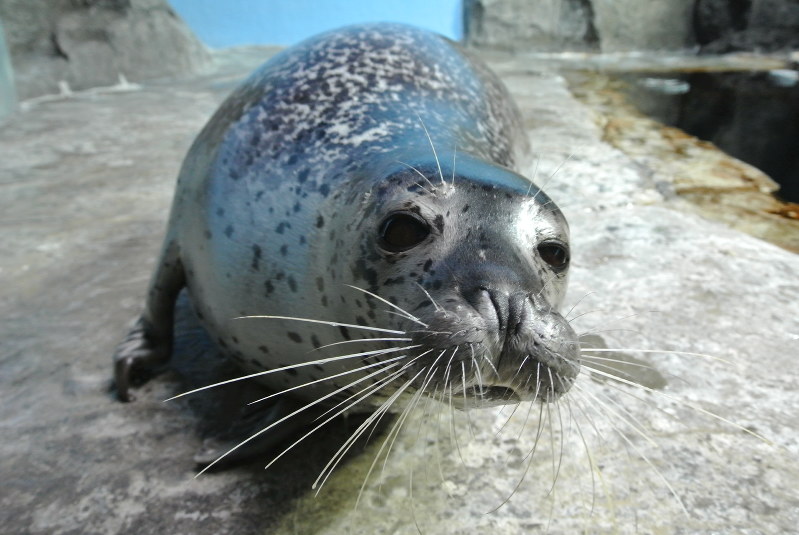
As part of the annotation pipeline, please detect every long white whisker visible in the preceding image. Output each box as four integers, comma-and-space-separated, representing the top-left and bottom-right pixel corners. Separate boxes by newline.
195, 363, 402, 476
263, 364, 408, 473
583, 367, 772, 444
416, 113, 444, 185
581, 347, 732, 365
312, 370, 414, 493
311, 337, 412, 352
563, 291, 596, 320
353, 370, 428, 506
248, 355, 406, 404
345, 284, 427, 327
395, 159, 437, 192
234, 314, 406, 335
166, 344, 422, 401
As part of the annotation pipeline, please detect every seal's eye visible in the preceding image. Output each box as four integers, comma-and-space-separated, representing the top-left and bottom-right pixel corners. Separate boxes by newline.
379, 212, 431, 252
538, 241, 569, 271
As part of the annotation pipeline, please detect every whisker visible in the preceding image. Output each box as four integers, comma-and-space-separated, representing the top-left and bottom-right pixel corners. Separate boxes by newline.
583, 367, 772, 444
581, 347, 733, 365
416, 113, 444, 186
572, 383, 659, 448
451, 146, 457, 186
395, 159, 436, 192
248, 355, 405, 404
353, 371, 428, 506
487, 402, 546, 513
563, 291, 596, 320
310, 337, 412, 352
261, 364, 407, 472
165, 344, 422, 401
414, 282, 442, 312
234, 314, 406, 335
310, 369, 416, 493
345, 284, 428, 327
195, 364, 402, 476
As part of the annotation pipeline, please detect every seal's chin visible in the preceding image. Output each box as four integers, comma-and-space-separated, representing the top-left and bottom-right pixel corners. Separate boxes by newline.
459, 386, 520, 408
446, 368, 574, 410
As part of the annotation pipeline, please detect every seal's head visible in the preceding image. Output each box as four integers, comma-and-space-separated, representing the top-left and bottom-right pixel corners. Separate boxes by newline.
343, 152, 580, 408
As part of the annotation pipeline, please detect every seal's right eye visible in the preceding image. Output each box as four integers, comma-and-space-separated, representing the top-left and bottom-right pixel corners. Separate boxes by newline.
379, 212, 431, 252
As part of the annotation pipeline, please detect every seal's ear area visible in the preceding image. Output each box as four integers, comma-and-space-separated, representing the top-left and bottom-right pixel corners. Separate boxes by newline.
378, 211, 431, 252
537, 240, 570, 272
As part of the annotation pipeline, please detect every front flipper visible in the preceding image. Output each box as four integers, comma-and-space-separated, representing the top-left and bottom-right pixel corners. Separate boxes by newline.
113, 241, 185, 401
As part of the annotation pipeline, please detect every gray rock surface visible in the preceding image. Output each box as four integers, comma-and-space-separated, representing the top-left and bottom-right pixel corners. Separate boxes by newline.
465, 0, 799, 52
591, 0, 696, 51
695, 0, 799, 52
1, 48, 797, 534
464, 0, 599, 52
0, 0, 211, 100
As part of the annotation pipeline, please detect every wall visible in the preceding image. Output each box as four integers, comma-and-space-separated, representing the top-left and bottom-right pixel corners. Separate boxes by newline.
167, 0, 463, 47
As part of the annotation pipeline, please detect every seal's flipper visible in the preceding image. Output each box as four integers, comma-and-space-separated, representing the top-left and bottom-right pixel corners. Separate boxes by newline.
113, 241, 185, 401
192, 397, 322, 469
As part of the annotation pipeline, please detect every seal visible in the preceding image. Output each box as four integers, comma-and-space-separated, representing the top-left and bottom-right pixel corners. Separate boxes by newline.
113, 23, 580, 459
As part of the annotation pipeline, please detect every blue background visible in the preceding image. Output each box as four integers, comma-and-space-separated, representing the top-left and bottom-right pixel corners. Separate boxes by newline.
167, 0, 464, 47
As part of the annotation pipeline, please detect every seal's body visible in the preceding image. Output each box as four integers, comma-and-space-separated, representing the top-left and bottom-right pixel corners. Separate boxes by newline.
114, 24, 579, 418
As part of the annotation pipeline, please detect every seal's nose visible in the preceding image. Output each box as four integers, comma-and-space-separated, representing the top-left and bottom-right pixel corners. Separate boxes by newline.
464, 285, 529, 337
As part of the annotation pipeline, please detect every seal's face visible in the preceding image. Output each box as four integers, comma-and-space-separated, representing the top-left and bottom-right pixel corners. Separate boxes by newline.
350, 154, 580, 408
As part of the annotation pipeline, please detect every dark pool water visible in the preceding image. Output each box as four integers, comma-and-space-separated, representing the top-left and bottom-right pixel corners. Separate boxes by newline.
620, 68, 799, 203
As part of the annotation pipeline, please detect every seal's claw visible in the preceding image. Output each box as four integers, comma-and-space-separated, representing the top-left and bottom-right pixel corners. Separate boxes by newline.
112, 317, 170, 402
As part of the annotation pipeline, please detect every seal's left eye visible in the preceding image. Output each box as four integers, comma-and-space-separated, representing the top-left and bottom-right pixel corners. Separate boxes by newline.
538, 241, 569, 271
379, 212, 431, 252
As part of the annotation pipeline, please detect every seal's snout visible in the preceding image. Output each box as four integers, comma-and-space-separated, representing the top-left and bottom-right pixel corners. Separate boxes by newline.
410, 284, 581, 408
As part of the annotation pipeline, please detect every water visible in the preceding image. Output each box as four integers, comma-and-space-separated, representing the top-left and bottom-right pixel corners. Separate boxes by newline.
620, 68, 799, 203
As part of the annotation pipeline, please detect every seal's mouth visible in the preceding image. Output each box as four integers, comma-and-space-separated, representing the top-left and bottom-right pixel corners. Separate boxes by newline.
462, 385, 520, 407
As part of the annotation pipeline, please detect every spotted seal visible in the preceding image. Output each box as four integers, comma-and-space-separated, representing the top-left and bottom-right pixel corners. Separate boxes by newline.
113, 23, 580, 455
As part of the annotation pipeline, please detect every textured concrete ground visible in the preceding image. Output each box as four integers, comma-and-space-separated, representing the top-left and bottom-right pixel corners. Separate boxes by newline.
1, 48, 797, 534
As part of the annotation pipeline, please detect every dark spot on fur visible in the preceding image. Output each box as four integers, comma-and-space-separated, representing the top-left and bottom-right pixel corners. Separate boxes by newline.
288, 276, 297, 292
251, 244, 262, 270
314, 364, 324, 372
280, 244, 288, 256
293, 202, 301, 213
224, 225, 234, 238
258, 345, 270, 354
255, 190, 265, 201
338, 326, 352, 340
356, 316, 367, 326
319, 183, 330, 197
264, 280, 275, 295
287, 332, 303, 343
298, 168, 309, 183
316, 277, 324, 291
276, 222, 291, 234
423, 259, 433, 272
216, 207, 225, 217
284, 368, 298, 377
204, 230, 212, 239
433, 214, 444, 233
321, 295, 328, 307
311, 334, 321, 349
232, 336, 240, 344
287, 154, 298, 165
316, 215, 324, 228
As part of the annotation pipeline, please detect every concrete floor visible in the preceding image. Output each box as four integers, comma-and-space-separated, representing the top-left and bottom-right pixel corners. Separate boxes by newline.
1, 49, 798, 534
